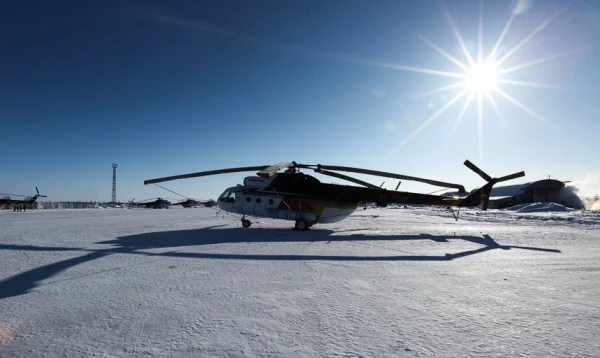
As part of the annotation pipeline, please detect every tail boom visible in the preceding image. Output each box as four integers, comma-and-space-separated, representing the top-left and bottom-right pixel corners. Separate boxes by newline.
371, 161, 524, 210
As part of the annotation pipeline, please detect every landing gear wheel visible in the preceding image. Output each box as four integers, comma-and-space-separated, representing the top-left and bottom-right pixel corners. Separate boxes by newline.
242, 219, 251, 228
295, 219, 308, 231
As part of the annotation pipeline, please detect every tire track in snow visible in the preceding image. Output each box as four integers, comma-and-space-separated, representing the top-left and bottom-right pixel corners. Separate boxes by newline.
123, 317, 146, 355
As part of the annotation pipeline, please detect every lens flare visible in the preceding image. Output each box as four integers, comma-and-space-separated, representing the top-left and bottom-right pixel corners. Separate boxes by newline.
511, 0, 535, 15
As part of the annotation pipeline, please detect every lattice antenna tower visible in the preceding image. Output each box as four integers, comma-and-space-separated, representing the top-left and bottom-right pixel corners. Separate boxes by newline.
112, 164, 117, 203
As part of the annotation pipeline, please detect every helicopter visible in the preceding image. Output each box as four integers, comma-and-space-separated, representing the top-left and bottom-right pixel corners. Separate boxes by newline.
0, 187, 47, 209
171, 198, 216, 208
144, 160, 525, 230
128, 198, 171, 209
202, 199, 217, 208
172, 198, 200, 208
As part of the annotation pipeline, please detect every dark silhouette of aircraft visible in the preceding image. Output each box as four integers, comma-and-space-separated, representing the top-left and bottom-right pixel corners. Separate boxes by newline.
0, 187, 47, 209
172, 198, 217, 208
172, 199, 200, 208
128, 198, 171, 209
202, 199, 217, 208
145, 160, 524, 230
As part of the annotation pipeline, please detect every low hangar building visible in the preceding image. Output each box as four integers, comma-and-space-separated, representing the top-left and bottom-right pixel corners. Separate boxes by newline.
488, 179, 583, 209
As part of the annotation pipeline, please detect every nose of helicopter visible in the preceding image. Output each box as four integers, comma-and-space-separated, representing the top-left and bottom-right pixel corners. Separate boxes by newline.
216, 199, 229, 211
216, 187, 237, 212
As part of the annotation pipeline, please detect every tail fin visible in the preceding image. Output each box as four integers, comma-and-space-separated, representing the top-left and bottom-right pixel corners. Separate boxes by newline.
461, 160, 525, 210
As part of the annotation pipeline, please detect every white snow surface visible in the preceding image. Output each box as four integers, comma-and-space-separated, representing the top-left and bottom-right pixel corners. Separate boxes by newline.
1, 206, 599, 357
505, 203, 571, 213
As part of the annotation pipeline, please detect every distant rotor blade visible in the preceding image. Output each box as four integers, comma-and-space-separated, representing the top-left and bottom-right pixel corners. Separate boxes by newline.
0, 193, 27, 197
137, 198, 156, 203
316, 165, 466, 192
497, 171, 526, 182
463, 160, 493, 182
257, 162, 296, 178
144, 166, 269, 185
313, 168, 380, 189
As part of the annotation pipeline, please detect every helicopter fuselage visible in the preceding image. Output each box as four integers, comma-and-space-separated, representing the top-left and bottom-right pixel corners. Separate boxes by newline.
218, 185, 358, 224
216, 172, 459, 226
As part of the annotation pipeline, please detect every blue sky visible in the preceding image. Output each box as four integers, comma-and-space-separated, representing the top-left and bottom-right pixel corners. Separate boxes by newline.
2, 0, 599, 202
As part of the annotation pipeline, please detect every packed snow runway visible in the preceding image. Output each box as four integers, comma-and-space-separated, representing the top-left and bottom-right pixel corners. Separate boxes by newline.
1, 206, 599, 357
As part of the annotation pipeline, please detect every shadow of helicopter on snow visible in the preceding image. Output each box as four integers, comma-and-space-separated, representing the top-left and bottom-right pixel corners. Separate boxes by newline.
0, 227, 561, 299
100, 228, 561, 260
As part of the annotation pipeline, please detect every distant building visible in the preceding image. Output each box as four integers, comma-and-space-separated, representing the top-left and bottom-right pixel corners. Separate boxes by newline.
488, 179, 584, 209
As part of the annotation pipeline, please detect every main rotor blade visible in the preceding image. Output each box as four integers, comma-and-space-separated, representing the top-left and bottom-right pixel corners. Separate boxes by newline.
144, 166, 269, 185
313, 168, 380, 189
316, 165, 466, 192
463, 160, 493, 182
497, 171, 526, 182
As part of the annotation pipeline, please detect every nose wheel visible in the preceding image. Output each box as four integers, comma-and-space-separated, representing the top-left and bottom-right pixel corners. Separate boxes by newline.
241, 218, 251, 228
294, 219, 309, 231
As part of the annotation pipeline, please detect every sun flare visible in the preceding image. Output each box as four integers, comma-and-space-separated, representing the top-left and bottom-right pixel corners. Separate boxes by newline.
382, 1, 577, 163
463, 61, 498, 94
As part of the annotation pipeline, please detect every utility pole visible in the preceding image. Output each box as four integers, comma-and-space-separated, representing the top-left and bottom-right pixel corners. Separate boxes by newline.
112, 164, 117, 204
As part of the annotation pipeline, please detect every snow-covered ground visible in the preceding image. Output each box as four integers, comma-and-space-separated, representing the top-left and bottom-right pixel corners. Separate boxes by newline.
1, 206, 599, 357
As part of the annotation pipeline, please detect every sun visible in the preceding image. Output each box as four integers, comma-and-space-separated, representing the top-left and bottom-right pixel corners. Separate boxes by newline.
463, 60, 498, 94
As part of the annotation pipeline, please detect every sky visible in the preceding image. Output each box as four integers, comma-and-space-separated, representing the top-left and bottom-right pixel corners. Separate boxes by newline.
1, 0, 599, 202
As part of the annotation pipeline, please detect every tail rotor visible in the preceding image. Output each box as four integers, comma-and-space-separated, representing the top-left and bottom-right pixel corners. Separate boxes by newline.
35, 187, 47, 199
463, 160, 492, 182
462, 160, 525, 210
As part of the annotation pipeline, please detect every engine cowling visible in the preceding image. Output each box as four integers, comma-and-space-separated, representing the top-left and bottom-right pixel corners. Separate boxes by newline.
243, 176, 269, 188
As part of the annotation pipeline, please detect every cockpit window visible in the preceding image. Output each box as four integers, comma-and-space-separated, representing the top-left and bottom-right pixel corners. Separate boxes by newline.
219, 190, 236, 202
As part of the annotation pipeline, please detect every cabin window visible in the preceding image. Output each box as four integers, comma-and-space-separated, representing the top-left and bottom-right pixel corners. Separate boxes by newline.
268, 199, 274, 205
246, 197, 251, 203
256, 198, 261, 203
